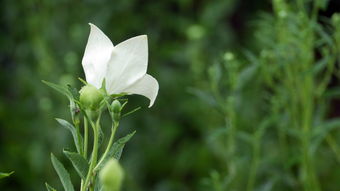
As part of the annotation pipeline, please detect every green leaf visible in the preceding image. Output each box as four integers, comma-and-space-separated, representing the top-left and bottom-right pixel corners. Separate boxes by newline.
188, 88, 218, 108
98, 126, 104, 147
96, 131, 136, 172
42, 80, 73, 100
45, 183, 58, 191
67, 84, 80, 100
236, 63, 258, 90
63, 150, 89, 180
51, 153, 75, 191
311, 119, 340, 152
0, 171, 14, 179
111, 131, 136, 160
56, 118, 83, 154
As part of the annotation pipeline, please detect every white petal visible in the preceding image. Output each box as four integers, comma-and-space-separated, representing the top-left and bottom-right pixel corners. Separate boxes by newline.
122, 74, 159, 107
105, 35, 148, 94
82, 23, 114, 89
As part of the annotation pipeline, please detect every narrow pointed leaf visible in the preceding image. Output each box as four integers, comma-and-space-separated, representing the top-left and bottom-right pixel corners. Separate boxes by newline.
45, 183, 58, 191
42, 80, 73, 100
51, 153, 75, 191
311, 119, 340, 152
0, 171, 14, 179
67, 85, 80, 100
96, 131, 136, 172
56, 118, 83, 154
63, 150, 89, 180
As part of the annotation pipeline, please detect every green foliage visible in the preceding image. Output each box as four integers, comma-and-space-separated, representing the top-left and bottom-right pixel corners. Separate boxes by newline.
45, 183, 58, 191
56, 118, 84, 155
96, 131, 136, 172
0, 171, 14, 179
195, 1, 340, 191
63, 150, 88, 180
51, 153, 75, 191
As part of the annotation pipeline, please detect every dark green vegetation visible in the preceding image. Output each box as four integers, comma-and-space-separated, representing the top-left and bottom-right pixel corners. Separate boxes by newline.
0, 0, 339, 191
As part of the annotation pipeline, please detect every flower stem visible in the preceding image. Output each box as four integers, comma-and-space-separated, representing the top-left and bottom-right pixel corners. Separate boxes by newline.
94, 122, 119, 171
82, 116, 100, 191
84, 117, 88, 159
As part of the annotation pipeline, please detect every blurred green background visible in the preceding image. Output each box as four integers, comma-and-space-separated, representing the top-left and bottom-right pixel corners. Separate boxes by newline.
1, 0, 340, 191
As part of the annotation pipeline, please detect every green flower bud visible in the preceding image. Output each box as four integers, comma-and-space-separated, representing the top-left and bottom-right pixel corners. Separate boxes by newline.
100, 159, 124, 191
111, 100, 121, 122
223, 52, 234, 61
79, 85, 104, 110
332, 13, 340, 25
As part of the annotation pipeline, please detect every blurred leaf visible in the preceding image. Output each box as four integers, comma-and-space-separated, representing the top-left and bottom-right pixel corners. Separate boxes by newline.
208, 63, 222, 87
56, 118, 83, 154
236, 63, 259, 90
188, 88, 218, 108
311, 119, 340, 153
45, 183, 57, 191
0, 171, 14, 179
312, 56, 329, 75
63, 150, 88, 180
51, 153, 75, 191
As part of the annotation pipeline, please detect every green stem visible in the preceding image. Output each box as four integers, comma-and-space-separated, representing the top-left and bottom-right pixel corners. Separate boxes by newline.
84, 117, 88, 159
226, 96, 236, 176
80, 180, 84, 191
82, 117, 100, 191
94, 122, 119, 171
247, 135, 260, 191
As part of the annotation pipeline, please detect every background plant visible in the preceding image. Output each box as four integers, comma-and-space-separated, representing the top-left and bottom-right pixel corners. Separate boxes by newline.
195, 0, 340, 191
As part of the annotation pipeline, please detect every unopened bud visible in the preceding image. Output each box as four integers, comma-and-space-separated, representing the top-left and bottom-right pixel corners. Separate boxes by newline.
223, 52, 234, 61
79, 85, 104, 110
332, 13, 340, 25
100, 159, 124, 191
111, 100, 121, 122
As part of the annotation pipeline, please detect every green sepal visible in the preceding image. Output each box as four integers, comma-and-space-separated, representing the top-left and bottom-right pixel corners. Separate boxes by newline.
78, 77, 87, 85
45, 182, 58, 191
56, 118, 84, 155
51, 153, 75, 191
63, 149, 89, 180
122, 106, 141, 118
95, 131, 136, 172
0, 171, 14, 179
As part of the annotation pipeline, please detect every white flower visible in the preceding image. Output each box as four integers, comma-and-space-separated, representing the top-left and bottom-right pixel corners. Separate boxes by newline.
82, 23, 159, 107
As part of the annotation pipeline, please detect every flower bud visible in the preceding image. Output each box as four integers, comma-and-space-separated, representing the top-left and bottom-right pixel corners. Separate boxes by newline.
111, 100, 121, 122
100, 159, 124, 191
223, 52, 234, 61
332, 13, 340, 25
79, 85, 104, 110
